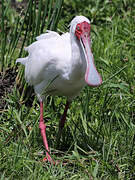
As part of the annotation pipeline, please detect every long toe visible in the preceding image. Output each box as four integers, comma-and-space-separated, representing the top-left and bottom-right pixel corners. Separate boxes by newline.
42, 153, 55, 165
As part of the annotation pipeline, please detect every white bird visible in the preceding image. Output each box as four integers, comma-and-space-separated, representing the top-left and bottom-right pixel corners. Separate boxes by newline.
16, 16, 102, 163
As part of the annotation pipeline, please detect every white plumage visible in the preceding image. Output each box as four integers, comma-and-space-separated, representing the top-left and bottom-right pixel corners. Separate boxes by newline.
16, 16, 102, 101
16, 16, 102, 163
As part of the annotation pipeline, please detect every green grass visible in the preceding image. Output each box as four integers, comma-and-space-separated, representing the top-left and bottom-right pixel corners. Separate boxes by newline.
0, 0, 135, 179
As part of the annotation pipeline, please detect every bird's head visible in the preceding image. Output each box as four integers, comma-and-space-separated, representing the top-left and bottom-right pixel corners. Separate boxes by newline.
70, 16, 102, 87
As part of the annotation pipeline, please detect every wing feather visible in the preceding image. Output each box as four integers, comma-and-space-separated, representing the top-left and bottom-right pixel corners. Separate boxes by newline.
36, 30, 61, 41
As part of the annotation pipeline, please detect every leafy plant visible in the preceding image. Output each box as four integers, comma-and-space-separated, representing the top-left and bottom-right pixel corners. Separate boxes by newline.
0, 0, 63, 103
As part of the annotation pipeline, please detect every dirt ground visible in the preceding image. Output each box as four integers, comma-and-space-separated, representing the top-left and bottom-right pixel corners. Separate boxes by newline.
0, 68, 17, 109
0, 1, 28, 110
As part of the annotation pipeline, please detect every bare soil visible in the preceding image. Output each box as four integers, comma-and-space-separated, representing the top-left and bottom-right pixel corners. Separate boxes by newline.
0, 68, 17, 109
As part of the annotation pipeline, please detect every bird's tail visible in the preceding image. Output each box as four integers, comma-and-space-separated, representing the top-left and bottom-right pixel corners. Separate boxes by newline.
16, 57, 28, 65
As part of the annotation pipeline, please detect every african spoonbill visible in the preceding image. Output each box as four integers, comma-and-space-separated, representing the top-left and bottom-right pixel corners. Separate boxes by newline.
16, 16, 102, 163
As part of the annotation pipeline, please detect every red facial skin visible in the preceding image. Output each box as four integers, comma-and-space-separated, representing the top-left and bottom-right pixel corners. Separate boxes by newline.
75, 21, 91, 40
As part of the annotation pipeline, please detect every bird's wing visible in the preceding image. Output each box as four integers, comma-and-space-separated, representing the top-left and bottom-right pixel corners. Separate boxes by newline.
16, 36, 68, 84
61, 32, 70, 43
36, 30, 61, 41
16, 31, 71, 90
16, 57, 28, 65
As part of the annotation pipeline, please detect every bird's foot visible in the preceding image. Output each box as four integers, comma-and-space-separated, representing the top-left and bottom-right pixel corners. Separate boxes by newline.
42, 158, 67, 166
42, 152, 55, 165
42, 153, 67, 166
42, 157, 55, 164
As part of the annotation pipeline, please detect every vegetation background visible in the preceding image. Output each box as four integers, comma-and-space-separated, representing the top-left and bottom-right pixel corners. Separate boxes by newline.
0, 0, 135, 179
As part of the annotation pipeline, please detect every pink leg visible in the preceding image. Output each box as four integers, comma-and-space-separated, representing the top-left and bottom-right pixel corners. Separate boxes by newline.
59, 101, 70, 132
39, 101, 54, 163
56, 101, 70, 146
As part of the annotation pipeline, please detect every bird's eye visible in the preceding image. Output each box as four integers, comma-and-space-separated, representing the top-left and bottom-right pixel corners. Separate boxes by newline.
77, 26, 80, 30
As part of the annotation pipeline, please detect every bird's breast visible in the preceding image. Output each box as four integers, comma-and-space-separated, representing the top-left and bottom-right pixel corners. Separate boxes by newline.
45, 74, 86, 99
